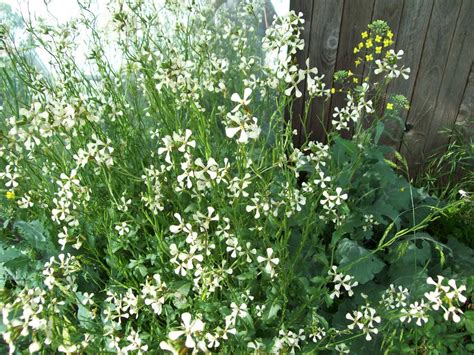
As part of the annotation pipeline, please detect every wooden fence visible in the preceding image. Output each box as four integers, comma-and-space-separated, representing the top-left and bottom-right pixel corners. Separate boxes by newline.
290, 0, 474, 176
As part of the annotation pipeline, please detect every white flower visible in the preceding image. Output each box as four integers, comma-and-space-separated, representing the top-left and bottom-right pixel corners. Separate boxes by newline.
346, 311, 363, 330
443, 305, 463, 323
335, 343, 350, 353
257, 248, 280, 278
160, 341, 178, 355
115, 222, 130, 236
173, 129, 196, 153
400, 301, 428, 326
446, 279, 467, 304
225, 111, 260, 144
230, 88, 252, 112
168, 312, 205, 349
230, 302, 249, 319
81, 292, 95, 305
170, 213, 185, 234
328, 266, 358, 299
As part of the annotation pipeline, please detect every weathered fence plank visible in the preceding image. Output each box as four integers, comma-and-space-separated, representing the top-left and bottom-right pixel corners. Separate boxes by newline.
380, 0, 434, 148
306, 0, 344, 143
400, 0, 462, 176
422, 0, 474, 159
454, 64, 474, 136
328, 0, 375, 139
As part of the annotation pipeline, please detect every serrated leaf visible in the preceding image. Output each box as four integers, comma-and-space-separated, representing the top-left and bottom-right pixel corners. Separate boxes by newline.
335, 238, 385, 284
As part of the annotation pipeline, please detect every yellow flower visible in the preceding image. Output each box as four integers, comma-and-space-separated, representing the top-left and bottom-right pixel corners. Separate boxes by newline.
348, 70, 353, 77
355, 58, 361, 67
387, 31, 394, 39
365, 54, 373, 62
375, 35, 382, 43
386, 103, 394, 110
364, 76, 369, 82
352, 77, 359, 84
365, 39, 373, 48
375, 46, 382, 54
361, 31, 368, 39
6, 191, 15, 200
330, 88, 336, 94
383, 38, 393, 47
353, 47, 359, 54
358, 42, 364, 49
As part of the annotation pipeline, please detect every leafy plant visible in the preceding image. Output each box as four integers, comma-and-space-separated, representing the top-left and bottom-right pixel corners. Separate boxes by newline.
0, 1, 471, 354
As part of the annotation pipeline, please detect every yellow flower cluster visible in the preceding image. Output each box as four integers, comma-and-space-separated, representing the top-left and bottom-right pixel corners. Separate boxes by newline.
6, 191, 15, 200
353, 27, 394, 65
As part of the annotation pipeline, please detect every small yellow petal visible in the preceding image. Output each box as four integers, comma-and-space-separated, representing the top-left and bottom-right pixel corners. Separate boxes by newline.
6, 191, 15, 200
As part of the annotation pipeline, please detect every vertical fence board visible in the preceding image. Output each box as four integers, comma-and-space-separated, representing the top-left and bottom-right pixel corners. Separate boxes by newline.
290, 0, 314, 147
380, 0, 434, 148
306, 0, 344, 143
327, 0, 375, 139
422, 0, 474, 160
454, 65, 474, 136
400, 0, 462, 176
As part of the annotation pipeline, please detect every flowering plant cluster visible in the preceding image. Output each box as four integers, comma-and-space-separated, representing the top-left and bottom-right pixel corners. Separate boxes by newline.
0, 1, 472, 354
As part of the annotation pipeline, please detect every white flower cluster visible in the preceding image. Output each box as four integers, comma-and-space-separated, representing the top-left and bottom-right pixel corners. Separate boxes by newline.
346, 303, 382, 341
331, 83, 374, 131
374, 49, 410, 79
381, 276, 467, 327
51, 169, 90, 229
73, 134, 114, 169
43, 253, 81, 290
424, 275, 467, 323
225, 88, 261, 144
328, 266, 359, 299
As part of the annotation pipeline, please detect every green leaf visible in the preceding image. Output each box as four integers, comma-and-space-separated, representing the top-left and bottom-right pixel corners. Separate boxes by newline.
263, 302, 281, 322
464, 311, 474, 334
335, 238, 385, 284
3, 255, 30, 270
374, 121, 384, 144
14, 220, 57, 256
387, 241, 431, 287
446, 239, 474, 275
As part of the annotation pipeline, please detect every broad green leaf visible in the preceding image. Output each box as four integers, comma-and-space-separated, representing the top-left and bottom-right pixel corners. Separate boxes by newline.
335, 238, 385, 284
14, 220, 57, 256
